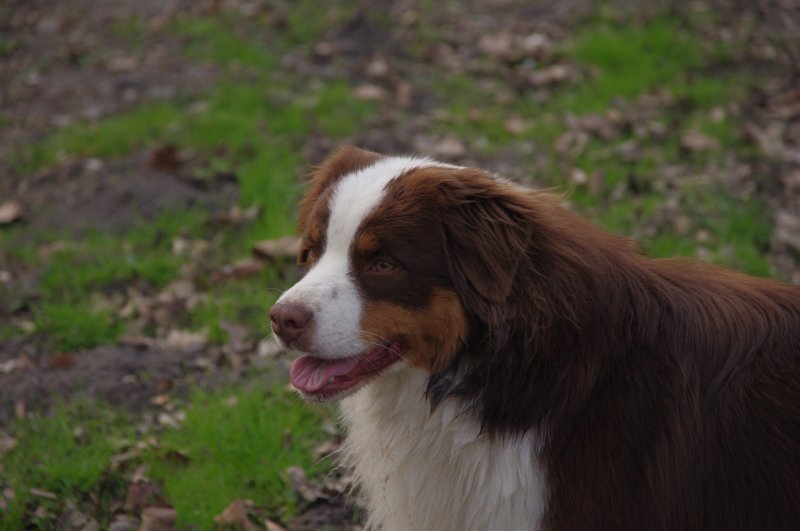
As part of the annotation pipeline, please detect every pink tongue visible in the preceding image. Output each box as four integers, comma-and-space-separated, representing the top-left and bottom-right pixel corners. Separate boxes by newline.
290, 355, 362, 393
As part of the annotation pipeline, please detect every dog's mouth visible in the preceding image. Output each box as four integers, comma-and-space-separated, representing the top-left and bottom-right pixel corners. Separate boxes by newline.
289, 343, 402, 401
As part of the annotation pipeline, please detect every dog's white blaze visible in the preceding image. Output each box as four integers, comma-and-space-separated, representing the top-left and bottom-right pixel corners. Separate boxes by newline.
276, 156, 437, 358
341, 368, 547, 531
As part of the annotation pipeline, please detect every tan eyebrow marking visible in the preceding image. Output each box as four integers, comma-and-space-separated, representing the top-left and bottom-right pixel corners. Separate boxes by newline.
355, 232, 380, 256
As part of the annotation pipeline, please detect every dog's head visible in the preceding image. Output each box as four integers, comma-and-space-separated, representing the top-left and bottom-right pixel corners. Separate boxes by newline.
270, 146, 536, 402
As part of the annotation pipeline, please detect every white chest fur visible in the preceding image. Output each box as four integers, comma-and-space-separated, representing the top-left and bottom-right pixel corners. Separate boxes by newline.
339, 367, 547, 531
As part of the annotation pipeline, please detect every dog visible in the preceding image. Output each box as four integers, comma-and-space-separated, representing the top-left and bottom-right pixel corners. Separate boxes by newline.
270, 146, 800, 531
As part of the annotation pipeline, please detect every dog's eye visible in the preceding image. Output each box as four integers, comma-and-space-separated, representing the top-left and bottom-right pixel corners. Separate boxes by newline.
369, 259, 397, 274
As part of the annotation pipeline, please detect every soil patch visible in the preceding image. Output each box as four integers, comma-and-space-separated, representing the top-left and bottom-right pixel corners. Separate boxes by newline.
0, 339, 288, 427
5, 154, 238, 235
0, 0, 216, 179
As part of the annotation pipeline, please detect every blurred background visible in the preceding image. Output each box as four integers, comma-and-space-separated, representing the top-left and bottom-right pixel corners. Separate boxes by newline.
1, 0, 799, 528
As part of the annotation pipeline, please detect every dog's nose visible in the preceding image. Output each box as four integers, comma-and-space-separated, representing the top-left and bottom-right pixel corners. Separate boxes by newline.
270, 301, 312, 343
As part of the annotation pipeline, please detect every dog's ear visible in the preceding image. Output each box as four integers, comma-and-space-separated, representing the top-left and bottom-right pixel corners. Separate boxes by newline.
299, 146, 383, 232
408, 167, 535, 317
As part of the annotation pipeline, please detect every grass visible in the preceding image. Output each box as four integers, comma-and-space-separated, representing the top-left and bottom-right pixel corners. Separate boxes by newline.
7, 211, 203, 350
561, 17, 703, 113
34, 302, 123, 352
0, 401, 132, 529
13, 102, 184, 176
189, 270, 286, 345
0, 386, 330, 528
147, 385, 330, 528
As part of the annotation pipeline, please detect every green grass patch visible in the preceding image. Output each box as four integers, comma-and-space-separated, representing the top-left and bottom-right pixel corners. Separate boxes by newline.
34, 301, 123, 351
174, 16, 278, 70
190, 269, 287, 345
147, 385, 330, 528
563, 17, 702, 112
13, 102, 184, 175
36, 219, 192, 296
1, 385, 332, 529
0, 401, 132, 529
10, 210, 206, 350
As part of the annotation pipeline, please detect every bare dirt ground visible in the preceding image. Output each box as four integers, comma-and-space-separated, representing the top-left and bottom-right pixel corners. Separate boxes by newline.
0, 0, 212, 166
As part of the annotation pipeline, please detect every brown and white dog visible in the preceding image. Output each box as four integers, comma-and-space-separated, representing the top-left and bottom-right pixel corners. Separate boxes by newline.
270, 146, 800, 531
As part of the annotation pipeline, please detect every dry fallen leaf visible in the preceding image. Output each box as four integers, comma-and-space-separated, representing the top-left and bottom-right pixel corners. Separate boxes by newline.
430, 135, 466, 159
312, 438, 341, 460
0, 200, 24, 225
110, 449, 141, 471
108, 514, 139, 531
14, 400, 26, 420
0, 357, 32, 375
504, 116, 530, 135
256, 338, 284, 358
526, 64, 574, 86
29, 487, 58, 500
211, 257, 267, 281
140, 506, 176, 531
131, 463, 150, 483
681, 130, 720, 152
213, 499, 259, 531
365, 56, 389, 79
569, 113, 621, 141
57, 501, 97, 531
157, 411, 186, 428
353, 84, 386, 101
517, 32, 553, 59
150, 394, 171, 406
252, 236, 300, 260
265, 518, 287, 531
0, 436, 18, 456
125, 481, 162, 513
286, 465, 326, 503
48, 353, 75, 370
162, 329, 208, 352
148, 145, 183, 174
478, 32, 514, 60
313, 41, 336, 59
554, 130, 589, 158
208, 205, 261, 227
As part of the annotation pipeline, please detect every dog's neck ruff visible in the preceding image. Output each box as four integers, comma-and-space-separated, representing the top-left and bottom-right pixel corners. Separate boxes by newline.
339, 366, 547, 531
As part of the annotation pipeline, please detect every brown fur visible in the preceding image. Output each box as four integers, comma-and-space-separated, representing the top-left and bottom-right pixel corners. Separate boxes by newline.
354, 232, 381, 256
407, 166, 800, 531
361, 289, 468, 372
298, 148, 800, 530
